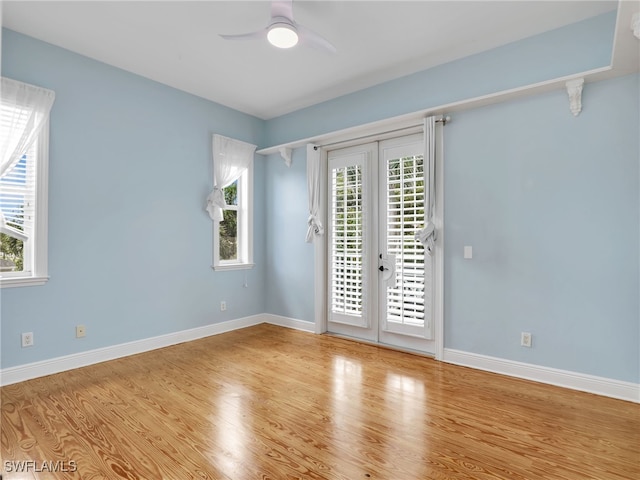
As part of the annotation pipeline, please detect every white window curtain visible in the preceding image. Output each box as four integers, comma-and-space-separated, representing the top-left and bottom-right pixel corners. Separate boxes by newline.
415, 116, 437, 255
206, 134, 256, 222
305, 144, 324, 243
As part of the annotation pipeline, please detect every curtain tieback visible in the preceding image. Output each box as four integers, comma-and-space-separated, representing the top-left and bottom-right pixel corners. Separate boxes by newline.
415, 222, 437, 256
305, 215, 324, 243
208, 186, 226, 209
206, 186, 227, 222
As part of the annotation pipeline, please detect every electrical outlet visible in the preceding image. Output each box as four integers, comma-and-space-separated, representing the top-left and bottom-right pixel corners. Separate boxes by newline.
521, 332, 532, 348
21, 332, 34, 348
220, 301, 227, 312
76, 325, 86, 338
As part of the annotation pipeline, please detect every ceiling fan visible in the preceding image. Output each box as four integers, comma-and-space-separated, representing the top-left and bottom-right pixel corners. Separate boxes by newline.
220, 0, 336, 52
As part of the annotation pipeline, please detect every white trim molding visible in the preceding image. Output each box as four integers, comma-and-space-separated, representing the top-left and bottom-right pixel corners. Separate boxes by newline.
263, 313, 316, 332
443, 348, 640, 403
0, 275, 49, 288
211, 262, 255, 271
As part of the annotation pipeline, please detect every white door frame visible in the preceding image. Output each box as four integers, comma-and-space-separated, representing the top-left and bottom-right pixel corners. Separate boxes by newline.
311, 123, 444, 360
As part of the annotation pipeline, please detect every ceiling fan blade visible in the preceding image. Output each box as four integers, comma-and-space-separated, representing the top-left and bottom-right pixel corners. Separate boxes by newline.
298, 25, 336, 53
220, 30, 267, 41
220, 1, 336, 53
271, 0, 294, 21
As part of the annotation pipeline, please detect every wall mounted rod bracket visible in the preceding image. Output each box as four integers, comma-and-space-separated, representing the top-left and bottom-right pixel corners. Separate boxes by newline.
279, 147, 293, 167
566, 78, 584, 117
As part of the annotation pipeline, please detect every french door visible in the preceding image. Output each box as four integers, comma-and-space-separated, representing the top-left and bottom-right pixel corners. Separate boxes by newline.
327, 134, 437, 354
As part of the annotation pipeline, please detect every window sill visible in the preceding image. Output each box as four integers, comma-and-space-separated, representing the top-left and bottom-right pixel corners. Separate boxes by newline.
0, 276, 49, 288
212, 263, 255, 272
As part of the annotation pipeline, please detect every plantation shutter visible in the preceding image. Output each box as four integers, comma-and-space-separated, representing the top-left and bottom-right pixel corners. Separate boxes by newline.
384, 150, 432, 338
328, 146, 372, 328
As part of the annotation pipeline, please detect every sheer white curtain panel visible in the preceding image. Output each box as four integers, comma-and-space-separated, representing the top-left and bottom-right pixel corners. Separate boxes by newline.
206, 134, 256, 222
305, 144, 324, 242
0, 77, 55, 237
0, 77, 55, 179
415, 116, 437, 255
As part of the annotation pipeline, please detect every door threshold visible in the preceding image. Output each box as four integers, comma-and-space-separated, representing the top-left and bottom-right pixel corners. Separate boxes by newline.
323, 332, 436, 359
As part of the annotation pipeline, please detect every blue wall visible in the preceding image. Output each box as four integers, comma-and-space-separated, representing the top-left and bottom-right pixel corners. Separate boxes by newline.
264, 149, 315, 322
2, 7, 639, 386
1, 29, 267, 368
444, 73, 639, 382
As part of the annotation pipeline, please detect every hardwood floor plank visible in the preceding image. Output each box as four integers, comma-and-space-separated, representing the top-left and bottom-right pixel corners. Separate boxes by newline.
2, 324, 638, 479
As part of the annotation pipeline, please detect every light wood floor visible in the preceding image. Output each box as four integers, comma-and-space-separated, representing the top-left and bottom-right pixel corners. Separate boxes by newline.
1, 324, 638, 479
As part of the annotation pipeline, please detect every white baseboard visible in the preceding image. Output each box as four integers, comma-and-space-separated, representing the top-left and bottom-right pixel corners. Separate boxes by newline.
443, 348, 640, 403
263, 313, 316, 332
0, 314, 267, 386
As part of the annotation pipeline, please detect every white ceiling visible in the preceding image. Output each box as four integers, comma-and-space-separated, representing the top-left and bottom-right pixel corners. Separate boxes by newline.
1, 1, 618, 120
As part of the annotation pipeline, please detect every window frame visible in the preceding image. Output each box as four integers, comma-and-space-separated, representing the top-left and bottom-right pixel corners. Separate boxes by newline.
0, 120, 49, 288
212, 159, 254, 271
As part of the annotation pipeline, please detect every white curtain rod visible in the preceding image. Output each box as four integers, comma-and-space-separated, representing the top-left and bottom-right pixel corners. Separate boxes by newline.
313, 116, 450, 151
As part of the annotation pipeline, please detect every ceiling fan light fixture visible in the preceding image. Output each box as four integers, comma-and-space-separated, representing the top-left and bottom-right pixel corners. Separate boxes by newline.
267, 23, 299, 48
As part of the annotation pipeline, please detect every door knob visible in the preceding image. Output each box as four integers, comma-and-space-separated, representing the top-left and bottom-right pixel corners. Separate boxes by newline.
379, 255, 397, 286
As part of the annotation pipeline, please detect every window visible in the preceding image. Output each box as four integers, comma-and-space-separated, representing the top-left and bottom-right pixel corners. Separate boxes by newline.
0, 78, 54, 288
212, 161, 253, 270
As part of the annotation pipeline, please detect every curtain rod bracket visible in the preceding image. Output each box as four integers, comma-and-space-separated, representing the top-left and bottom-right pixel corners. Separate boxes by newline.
566, 78, 584, 117
311, 114, 450, 151
279, 147, 293, 167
